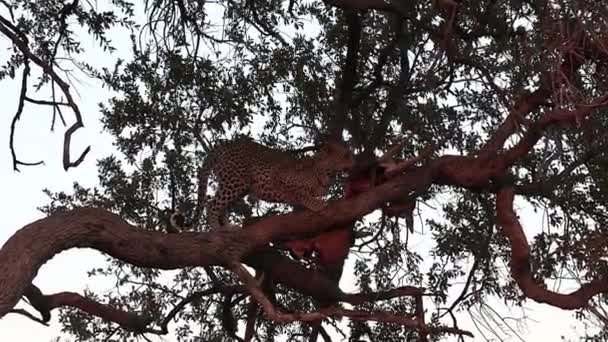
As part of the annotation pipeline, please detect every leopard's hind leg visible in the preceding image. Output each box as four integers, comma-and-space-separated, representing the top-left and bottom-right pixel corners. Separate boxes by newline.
206, 178, 249, 230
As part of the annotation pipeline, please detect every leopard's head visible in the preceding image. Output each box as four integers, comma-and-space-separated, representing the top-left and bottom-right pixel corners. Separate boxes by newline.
317, 139, 354, 172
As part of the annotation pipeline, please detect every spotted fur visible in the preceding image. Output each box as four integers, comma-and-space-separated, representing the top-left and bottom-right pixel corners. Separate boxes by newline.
191, 137, 354, 230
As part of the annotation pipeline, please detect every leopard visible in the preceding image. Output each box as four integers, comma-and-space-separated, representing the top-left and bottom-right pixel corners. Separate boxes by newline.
191, 136, 354, 230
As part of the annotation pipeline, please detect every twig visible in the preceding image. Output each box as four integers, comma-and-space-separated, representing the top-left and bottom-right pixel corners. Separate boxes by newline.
24, 97, 70, 107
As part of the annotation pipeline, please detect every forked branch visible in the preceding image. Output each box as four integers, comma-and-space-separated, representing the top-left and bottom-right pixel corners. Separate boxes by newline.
9, 58, 44, 171
0, 15, 90, 171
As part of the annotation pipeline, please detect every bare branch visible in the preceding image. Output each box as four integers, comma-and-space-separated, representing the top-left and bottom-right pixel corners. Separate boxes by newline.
0, 0, 14, 21
243, 296, 258, 342
0, 15, 90, 170
155, 285, 247, 335
9, 59, 44, 171
587, 304, 608, 327
24, 97, 70, 107
8, 309, 49, 326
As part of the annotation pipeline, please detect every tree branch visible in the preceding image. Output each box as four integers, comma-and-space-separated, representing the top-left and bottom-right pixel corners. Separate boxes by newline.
496, 188, 608, 309
330, 11, 362, 140
501, 94, 608, 166
9, 58, 44, 171
0, 15, 91, 170
2, 93, 608, 326
477, 21, 602, 159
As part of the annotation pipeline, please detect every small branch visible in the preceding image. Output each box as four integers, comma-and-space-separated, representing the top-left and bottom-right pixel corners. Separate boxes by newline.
22, 283, 252, 337
231, 262, 328, 323
439, 258, 480, 319
318, 325, 332, 342
8, 309, 49, 326
342, 285, 431, 305
321, 306, 473, 338
22, 284, 51, 322
439, 223, 493, 320
587, 304, 608, 327
243, 0, 287, 45
515, 140, 602, 197
415, 294, 428, 342
24, 96, 70, 107
0, 0, 15, 21
352, 37, 397, 107
22, 284, 151, 333
243, 297, 258, 342
477, 88, 550, 159
50, 0, 79, 63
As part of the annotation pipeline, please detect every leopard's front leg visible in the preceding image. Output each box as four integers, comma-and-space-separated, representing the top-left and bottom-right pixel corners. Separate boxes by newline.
274, 173, 329, 212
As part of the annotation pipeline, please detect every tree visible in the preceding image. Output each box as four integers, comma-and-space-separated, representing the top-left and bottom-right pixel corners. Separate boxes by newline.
1, 0, 608, 340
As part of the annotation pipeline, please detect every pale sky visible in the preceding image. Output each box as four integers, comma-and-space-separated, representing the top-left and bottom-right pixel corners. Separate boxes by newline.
0, 3, 600, 342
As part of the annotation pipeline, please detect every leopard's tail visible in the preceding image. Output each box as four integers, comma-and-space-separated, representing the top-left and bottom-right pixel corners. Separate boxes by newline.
191, 151, 214, 231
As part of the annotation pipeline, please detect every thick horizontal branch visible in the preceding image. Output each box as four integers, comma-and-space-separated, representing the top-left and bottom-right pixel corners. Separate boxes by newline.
0, 165, 434, 320
0, 209, 226, 318
496, 188, 608, 309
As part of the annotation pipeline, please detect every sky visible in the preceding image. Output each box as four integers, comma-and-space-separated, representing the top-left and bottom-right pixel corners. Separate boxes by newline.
0, 2, 601, 342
